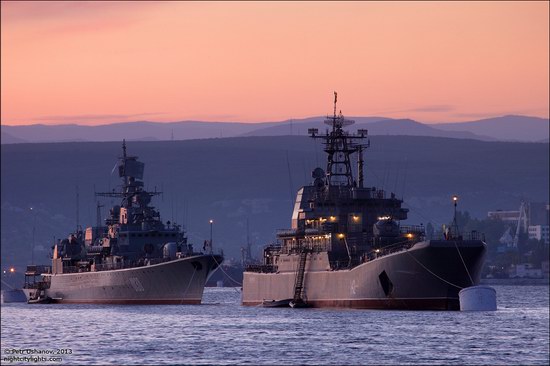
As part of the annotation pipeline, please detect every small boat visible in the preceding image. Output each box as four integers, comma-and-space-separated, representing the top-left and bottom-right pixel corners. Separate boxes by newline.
262, 299, 292, 308
27, 292, 52, 304
289, 299, 311, 308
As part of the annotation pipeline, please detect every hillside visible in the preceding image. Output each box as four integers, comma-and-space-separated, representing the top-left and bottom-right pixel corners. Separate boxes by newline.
0, 121, 277, 143
360, 119, 492, 140
433, 115, 549, 142
2, 115, 547, 143
1, 136, 548, 271
240, 116, 390, 136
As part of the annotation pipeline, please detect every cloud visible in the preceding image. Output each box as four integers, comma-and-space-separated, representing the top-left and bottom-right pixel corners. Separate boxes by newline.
1, 2, 161, 25
408, 105, 455, 113
371, 105, 455, 115
453, 107, 550, 119
1, 2, 164, 40
32, 113, 165, 123
182, 114, 242, 121
451, 112, 503, 119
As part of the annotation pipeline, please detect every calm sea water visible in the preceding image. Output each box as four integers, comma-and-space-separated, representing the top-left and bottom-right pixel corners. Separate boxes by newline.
1, 285, 548, 365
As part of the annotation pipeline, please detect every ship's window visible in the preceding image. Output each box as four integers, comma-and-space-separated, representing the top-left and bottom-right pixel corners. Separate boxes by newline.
138, 234, 143, 237
172, 234, 176, 237
144, 234, 149, 237
131, 233, 136, 237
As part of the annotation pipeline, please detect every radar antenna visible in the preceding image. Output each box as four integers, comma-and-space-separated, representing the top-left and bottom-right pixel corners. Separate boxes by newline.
333, 91, 337, 119
309, 92, 370, 186
122, 139, 127, 159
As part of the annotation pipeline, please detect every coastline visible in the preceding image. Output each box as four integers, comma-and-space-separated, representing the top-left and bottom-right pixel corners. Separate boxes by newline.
480, 278, 549, 286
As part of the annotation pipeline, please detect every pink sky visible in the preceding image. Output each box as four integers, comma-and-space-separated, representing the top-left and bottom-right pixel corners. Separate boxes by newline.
1, 1, 548, 126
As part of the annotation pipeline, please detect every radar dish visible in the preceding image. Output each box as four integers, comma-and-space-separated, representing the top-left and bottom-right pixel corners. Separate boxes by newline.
314, 178, 325, 189
312, 167, 325, 179
324, 117, 355, 128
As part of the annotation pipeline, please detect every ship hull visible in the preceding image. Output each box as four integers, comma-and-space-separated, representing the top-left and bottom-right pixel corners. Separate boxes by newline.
25, 255, 221, 305
243, 240, 486, 310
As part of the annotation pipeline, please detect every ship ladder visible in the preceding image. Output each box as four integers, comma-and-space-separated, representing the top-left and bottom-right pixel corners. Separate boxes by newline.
292, 249, 310, 304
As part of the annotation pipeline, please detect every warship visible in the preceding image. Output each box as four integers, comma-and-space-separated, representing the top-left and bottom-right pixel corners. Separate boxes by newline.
24, 141, 223, 304
242, 93, 487, 310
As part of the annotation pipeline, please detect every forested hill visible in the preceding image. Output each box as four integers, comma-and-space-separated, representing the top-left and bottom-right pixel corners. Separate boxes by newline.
2, 135, 548, 269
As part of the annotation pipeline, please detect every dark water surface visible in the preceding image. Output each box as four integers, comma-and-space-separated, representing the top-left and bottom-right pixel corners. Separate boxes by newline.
1, 285, 548, 365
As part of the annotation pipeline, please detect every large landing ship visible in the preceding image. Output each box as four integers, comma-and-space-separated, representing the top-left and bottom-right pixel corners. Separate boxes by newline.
24, 142, 222, 304
242, 93, 486, 310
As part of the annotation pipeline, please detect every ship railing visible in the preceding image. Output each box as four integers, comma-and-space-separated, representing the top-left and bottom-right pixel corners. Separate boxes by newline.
329, 260, 352, 270
61, 266, 89, 273
277, 242, 331, 255
400, 225, 425, 235
60, 257, 170, 273
25, 265, 52, 276
363, 240, 416, 263
430, 230, 486, 241
245, 264, 278, 273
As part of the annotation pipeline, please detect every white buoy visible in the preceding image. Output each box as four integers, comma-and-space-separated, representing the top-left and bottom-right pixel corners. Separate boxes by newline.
459, 285, 497, 311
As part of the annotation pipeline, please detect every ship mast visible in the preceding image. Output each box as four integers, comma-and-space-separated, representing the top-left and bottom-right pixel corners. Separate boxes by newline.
308, 92, 370, 187
95, 141, 160, 209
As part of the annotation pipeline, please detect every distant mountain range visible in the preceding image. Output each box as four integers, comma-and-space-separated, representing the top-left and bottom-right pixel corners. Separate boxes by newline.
1, 115, 548, 144
435, 115, 549, 142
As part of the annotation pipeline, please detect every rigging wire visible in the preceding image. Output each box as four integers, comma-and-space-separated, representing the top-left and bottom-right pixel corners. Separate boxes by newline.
179, 266, 197, 305
285, 150, 294, 210
454, 241, 474, 286
213, 255, 243, 287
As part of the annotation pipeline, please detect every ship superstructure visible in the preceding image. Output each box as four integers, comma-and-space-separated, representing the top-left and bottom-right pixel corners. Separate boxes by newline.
243, 93, 486, 309
24, 141, 222, 304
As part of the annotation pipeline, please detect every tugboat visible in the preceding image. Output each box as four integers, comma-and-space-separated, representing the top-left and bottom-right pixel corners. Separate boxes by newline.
242, 93, 487, 310
24, 141, 223, 304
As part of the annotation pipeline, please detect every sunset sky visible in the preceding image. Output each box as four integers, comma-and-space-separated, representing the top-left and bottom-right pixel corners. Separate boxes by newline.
1, 1, 548, 126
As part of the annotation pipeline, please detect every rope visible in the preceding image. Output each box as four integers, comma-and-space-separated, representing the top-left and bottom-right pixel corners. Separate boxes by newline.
212, 255, 243, 287
1, 279, 16, 290
405, 249, 464, 290
180, 266, 197, 305
454, 241, 474, 286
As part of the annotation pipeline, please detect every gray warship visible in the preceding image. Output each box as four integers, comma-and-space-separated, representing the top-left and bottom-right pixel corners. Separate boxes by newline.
24, 141, 223, 304
242, 93, 487, 310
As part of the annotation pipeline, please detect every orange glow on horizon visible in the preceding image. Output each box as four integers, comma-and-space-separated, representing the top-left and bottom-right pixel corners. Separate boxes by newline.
1, 1, 548, 126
